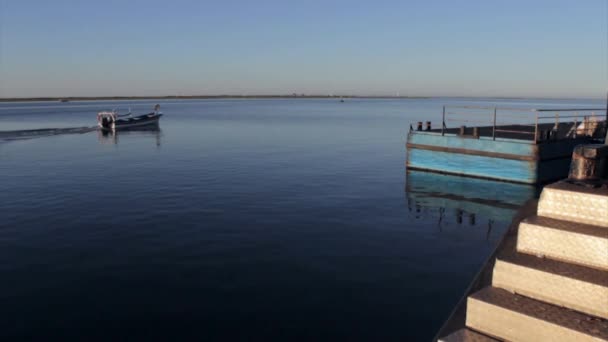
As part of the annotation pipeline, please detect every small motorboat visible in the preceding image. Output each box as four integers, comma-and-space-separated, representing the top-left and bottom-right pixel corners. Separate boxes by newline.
97, 104, 163, 131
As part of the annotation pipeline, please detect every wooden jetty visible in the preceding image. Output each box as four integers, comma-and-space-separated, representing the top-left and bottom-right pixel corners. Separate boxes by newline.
406, 106, 607, 184
435, 145, 608, 341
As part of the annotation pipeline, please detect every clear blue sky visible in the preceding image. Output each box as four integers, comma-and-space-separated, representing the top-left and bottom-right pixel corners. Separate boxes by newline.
0, 0, 606, 98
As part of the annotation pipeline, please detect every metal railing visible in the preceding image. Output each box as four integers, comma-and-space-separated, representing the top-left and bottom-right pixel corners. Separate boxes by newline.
434, 106, 607, 144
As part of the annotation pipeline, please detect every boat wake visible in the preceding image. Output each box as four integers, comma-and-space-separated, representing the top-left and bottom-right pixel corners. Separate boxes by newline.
0, 126, 98, 142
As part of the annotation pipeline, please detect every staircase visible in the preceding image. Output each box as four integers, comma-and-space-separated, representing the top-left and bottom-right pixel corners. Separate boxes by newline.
439, 181, 608, 342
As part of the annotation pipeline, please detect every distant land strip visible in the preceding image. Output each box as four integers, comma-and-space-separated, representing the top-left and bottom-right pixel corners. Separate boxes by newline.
0, 95, 431, 102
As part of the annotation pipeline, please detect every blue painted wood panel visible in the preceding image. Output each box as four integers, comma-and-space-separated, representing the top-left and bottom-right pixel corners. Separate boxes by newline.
407, 148, 537, 183
406, 131, 584, 184
408, 132, 535, 157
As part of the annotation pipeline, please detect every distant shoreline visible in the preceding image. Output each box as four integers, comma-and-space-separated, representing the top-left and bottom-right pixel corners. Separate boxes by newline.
0, 95, 431, 103
0, 95, 601, 103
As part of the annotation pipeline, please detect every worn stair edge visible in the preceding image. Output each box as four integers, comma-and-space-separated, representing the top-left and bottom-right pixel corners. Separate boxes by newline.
466, 287, 608, 342
438, 328, 500, 342
493, 250, 608, 319
537, 182, 608, 228
517, 215, 608, 270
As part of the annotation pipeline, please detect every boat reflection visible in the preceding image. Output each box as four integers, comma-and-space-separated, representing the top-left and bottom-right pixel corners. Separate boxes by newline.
97, 125, 162, 147
405, 170, 540, 238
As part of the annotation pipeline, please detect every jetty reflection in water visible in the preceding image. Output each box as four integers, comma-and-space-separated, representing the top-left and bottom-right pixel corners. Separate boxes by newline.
97, 125, 162, 147
405, 170, 540, 239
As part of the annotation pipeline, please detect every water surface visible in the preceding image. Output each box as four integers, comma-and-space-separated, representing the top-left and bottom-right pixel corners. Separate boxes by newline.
0, 97, 600, 340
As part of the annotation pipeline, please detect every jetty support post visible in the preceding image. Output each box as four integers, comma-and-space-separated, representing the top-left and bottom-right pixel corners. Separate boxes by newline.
492, 107, 497, 141
442, 106, 445, 136
534, 112, 539, 144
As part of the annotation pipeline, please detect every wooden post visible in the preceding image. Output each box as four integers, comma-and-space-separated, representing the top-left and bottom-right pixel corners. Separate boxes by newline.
442, 106, 445, 136
492, 107, 497, 141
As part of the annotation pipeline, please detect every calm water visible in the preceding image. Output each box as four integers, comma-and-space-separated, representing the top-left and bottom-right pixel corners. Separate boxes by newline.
0, 98, 601, 340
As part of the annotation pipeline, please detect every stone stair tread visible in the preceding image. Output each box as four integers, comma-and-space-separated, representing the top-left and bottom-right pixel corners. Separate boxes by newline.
537, 181, 608, 228
466, 287, 608, 341
498, 247, 608, 286
438, 328, 500, 342
543, 180, 608, 196
494, 248, 608, 319
522, 215, 608, 237
517, 215, 608, 270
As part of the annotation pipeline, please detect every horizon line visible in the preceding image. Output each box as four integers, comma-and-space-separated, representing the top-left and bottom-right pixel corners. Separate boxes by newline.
1, 94, 606, 102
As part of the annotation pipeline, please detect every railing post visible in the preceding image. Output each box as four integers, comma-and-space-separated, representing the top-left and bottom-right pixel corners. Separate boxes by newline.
492, 107, 497, 141
584, 115, 588, 136
441, 106, 445, 136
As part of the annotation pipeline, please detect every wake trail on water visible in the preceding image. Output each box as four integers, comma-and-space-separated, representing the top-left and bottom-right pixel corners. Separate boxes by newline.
0, 126, 98, 142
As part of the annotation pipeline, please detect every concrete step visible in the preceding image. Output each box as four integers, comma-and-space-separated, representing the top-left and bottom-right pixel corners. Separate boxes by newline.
438, 328, 499, 342
517, 215, 608, 270
493, 248, 608, 319
466, 287, 608, 342
537, 181, 608, 228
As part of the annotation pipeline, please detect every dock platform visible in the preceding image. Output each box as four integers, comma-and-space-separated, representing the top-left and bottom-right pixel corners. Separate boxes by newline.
407, 106, 607, 184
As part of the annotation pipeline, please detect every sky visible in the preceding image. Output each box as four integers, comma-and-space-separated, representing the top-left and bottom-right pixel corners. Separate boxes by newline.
0, 0, 606, 98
